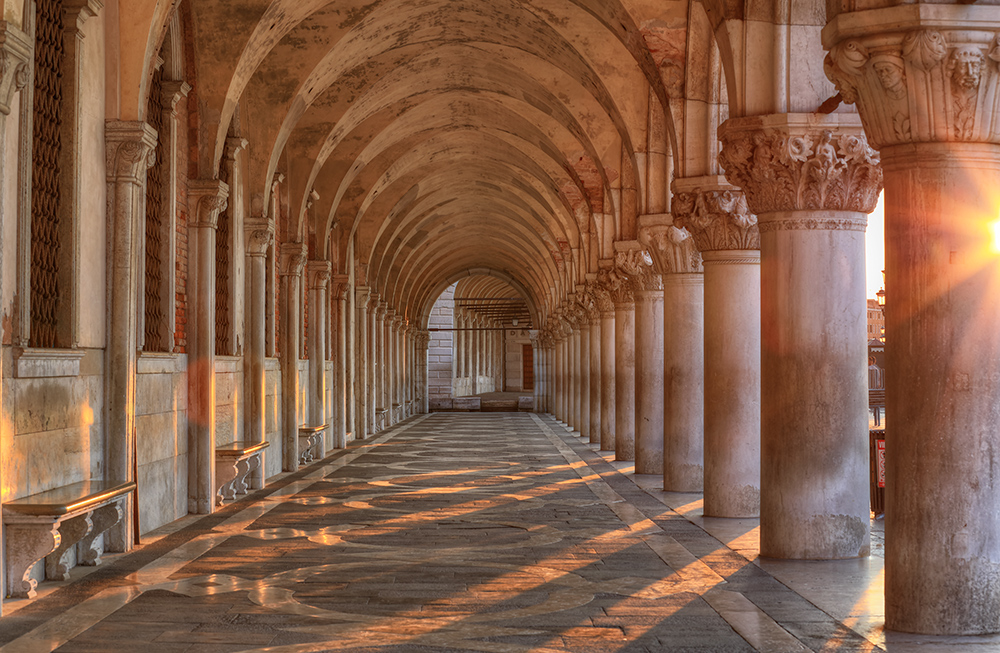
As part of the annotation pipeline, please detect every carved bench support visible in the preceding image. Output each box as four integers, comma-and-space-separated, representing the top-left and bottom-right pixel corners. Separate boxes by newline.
215, 441, 270, 506
298, 425, 328, 466
79, 502, 125, 566
5, 517, 61, 599
45, 513, 92, 580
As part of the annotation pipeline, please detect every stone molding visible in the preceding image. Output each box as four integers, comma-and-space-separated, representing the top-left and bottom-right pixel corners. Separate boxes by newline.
278, 242, 306, 277
367, 292, 381, 312
638, 222, 703, 275
331, 274, 350, 300
64, 0, 103, 33
718, 114, 882, 216
615, 243, 661, 292
823, 7, 1000, 148
187, 179, 229, 230
160, 80, 191, 116
244, 219, 274, 256
592, 270, 617, 315
0, 22, 30, 116
672, 176, 759, 252
414, 331, 431, 347
306, 260, 331, 289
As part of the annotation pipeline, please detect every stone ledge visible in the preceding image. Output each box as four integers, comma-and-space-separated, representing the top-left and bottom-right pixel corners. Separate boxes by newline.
137, 352, 185, 375
15, 349, 87, 378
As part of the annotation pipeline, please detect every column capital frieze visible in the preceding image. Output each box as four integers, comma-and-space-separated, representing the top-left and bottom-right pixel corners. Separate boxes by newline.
415, 331, 431, 347
64, 0, 103, 34
106, 121, 158, 182
188, 178, 230, 230
224, 136, 249, 161
639, 222, 703, 275
824, 7, 1000, 148
592, 270, 617, 315
331, 274, 351, 300
0, 22, 30, 116
615, 244, 662, 292
306, 260, 332, 289
278, 242, 306, 277
244, 218, 274, 256
718, 114, 882, 218
672, 175, 759, 252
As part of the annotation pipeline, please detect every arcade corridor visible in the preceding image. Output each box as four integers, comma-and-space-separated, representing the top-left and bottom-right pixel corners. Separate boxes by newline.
0, 413, 991, 652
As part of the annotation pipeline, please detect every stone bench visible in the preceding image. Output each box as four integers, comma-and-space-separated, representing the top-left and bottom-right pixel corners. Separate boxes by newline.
392, 403, 401, 422
374, 407, 389, 431
298, 424, 328, 465
3, 479, 135, 599
215, 441, 270, 506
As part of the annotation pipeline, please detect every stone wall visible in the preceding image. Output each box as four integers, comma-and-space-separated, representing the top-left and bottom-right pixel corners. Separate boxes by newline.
264, 358, 282, 478
136, 354, 188, 534
427, 285, 454, 400
215, 357, 244, 448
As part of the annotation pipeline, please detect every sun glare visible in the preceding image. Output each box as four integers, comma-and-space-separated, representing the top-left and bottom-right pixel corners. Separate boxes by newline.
992, 217, 1000, 253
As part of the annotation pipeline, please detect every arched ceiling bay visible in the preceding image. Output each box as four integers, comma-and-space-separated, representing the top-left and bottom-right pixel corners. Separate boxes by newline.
183, 0, 688, 324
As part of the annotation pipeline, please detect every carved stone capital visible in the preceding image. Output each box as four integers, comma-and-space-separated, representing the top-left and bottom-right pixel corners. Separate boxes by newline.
224, 136, 249, 162
639, 222, 703, 275
415, 331, 431, 347
672, 176, 759, 252
0, 22, 30, 116
106, 121, 157, 181
356, 261, 369, 287
188, 179, 230, 229
160, 80, 191, 116
278, 242, 306, 277
244, 219, 274, 256
823, 8, 1000, 148
331, 274, 351, 301
367, 292, 381, 312
307, 260, 332, 289
593, 270, 617, 314
718, 114, 882, 217
615, 243, 661, 292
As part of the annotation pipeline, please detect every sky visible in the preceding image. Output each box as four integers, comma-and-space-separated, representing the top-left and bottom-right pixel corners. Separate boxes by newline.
866, 191, 885, 300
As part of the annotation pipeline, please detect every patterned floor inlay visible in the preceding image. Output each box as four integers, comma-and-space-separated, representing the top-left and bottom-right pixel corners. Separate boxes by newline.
5, 412, 993, 652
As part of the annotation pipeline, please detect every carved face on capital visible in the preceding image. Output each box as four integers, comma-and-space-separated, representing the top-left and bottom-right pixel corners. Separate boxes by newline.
949, 47, 984, 90
872, 58, 906, 99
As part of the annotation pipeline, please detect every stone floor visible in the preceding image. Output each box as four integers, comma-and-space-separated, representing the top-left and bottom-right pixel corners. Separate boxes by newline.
1, 412, 998, 652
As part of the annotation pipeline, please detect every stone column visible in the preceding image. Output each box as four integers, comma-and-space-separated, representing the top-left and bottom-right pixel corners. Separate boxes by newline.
553, 330, 565, 421
186, 180, 229, 511
244, 221, 273, 486
355, 286, 370, 440
0, 25, 29, 612
674, 177, 760, 518
640, 222, 705, 492
594, 278, 617, 451
610, 260, 636, 462
331, 276, 349, 448
570, 320, 582, 431
719, 115, 880, 559
105, 123, 157, 544
587, 305, 602, 446
415, 331, 430, 413
307, 261, 331, 454
824, 10, 1000, 633
621, 249, 664, 475
530, 331, 542, 409
577, 308, 591, 440
279, 243, 305, 471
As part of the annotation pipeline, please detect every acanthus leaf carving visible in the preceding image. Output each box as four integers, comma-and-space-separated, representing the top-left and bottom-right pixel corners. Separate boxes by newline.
717, 119, 882, 217
639, 224, 703, 275
672, 183, 758, 252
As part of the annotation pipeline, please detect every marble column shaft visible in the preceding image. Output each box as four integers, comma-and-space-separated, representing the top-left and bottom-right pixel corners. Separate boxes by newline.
355, 288, 370, 440
599, 302, 616, 451
588, 315, 601, 445
674, 177, 760, 518
186, 179, 230, 511
579, 321, 591, 439
634, 287, 664, 475
332, 277, 349, 448
245, 222, 273, 484
824, 10, 1000, 632
613, 286, 636, 462
279, 243, 306, 471
720, 114, 877, 559
307, 261, 330, 455
106, 123, 157, 540
640, 222, 705, 492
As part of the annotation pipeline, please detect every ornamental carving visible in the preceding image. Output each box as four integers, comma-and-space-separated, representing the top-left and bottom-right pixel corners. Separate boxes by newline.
278, 243, 306, 277
307, 261, 331, 289
615, 248, 661, 292
415, 331, 431, 347
824, 23, 1000, 148
245, 218, 274, 255
638, 224, 703, 275
189, 179, 230, 229
0, 22, 31, 115
106, 122, 157, 181
591, 274, 616, 314
718, 122, 882, 216
577, 289, 599, 322
672, 187, 758, 252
